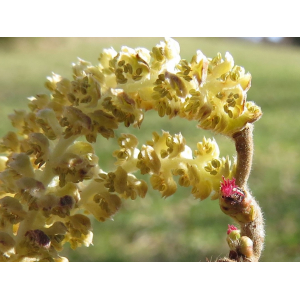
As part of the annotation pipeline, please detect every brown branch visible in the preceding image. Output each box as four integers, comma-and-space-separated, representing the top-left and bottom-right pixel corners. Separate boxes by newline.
232, 124, 254, 189
239, 194, 265, 261
217, 124, 265, 262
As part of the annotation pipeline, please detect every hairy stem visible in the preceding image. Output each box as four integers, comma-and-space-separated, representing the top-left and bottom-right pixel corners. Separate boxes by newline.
232, 123, 253, 189
218, 124, 264, 262
239, 195, 265, 261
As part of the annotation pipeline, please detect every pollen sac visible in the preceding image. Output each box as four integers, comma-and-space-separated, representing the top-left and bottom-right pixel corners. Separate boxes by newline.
25, 229, 51, 249
8, 110, 41, 135
89, 108, 119, 140
126, 174, 148, 199
165, 132, 187, 159
111, 45, 151, 85
137, 145, 161, 175
112, 167, 132, 196
43, 221, 68, 252
40, 194, 75, 218
0, 196, 27, 228
64, 214, 93, 249
87, 192, 122, 222
112, 134, 141, 174
115, 133, 138, 159
61, 106, 92, 139
101, 90, 144, 129
28, 94, 49, 112
70, 74, 101, 108
0, 131, 20, 153
150, 173, 177, 198
165, 71, 187, 98
26, 132, 50, 168
52, 143, 98, 187
195, 137, 219, 158
190, 50, 208, 85
7, 153, 35, 178
151, 38, 181, 71
36, 108, 63, 140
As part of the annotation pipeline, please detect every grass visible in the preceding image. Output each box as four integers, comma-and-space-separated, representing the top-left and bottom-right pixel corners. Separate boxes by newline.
0, 37, 300, 261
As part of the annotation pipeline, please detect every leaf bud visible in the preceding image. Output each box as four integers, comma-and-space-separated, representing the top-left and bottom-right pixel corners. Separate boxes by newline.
238, 236, 254, 259
226, 224, 241, 251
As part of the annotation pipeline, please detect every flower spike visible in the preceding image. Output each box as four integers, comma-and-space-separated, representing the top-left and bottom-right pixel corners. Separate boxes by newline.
0, 38, 263, 262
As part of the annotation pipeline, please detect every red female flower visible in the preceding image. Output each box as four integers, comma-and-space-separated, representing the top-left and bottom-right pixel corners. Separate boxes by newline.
227, 224, 238, 235
220, 176, 244, 198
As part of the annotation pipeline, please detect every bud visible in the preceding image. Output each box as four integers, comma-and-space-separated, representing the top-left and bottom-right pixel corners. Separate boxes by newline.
220, 176, 244, 199
227, 224, 238, 235
238, 236, 254, 259
226, 224, 241, 251
219, 176, 257, 223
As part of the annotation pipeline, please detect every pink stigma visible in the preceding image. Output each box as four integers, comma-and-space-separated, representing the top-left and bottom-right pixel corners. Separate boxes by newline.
227, 224, 238, 235
220, 176, 243, 198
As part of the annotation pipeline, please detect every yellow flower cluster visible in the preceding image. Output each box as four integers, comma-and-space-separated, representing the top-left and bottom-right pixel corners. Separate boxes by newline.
113, 132, 235, 200
0, 38, 261, 261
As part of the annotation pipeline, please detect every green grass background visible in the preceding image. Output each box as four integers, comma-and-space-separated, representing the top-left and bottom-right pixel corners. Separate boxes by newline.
0, 37, 299, 262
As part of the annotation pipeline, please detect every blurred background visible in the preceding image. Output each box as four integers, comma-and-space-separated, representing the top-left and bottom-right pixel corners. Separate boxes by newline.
0, 37, 299, 262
